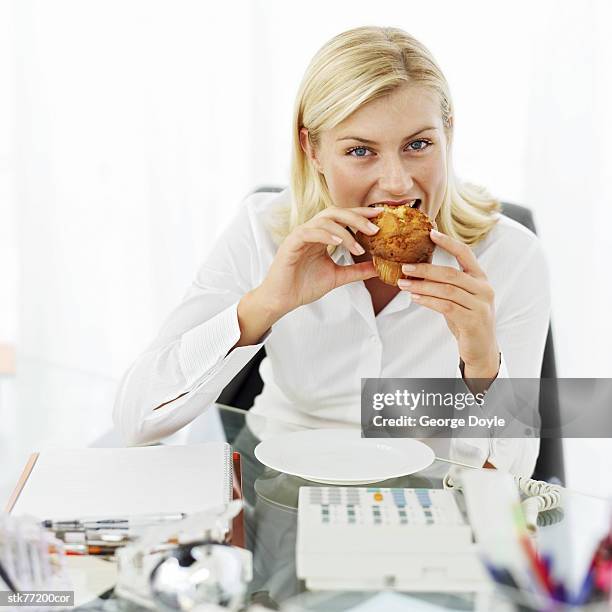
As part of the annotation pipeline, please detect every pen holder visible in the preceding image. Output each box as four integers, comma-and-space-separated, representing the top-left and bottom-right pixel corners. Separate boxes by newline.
0, 513, 71, 593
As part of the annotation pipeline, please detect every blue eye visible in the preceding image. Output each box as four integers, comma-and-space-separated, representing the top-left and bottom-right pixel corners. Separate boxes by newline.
408, 139, 432, 151
347, 146, 370, 157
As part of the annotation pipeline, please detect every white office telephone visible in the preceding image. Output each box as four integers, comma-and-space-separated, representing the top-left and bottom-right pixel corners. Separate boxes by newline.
296, 486, 489, 592
296, 475, 564, 592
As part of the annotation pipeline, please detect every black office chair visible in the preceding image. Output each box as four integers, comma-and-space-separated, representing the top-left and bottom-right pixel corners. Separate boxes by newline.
217, 188, 565, 484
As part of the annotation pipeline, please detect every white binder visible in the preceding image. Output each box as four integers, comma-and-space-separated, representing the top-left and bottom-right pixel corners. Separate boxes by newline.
7, 443, 232, 520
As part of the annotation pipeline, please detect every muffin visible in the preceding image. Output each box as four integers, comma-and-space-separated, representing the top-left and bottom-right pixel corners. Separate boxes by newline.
356, 204, 435, 286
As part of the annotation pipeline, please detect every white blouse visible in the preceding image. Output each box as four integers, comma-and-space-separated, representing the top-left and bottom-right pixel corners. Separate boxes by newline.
113, 189, 551, 476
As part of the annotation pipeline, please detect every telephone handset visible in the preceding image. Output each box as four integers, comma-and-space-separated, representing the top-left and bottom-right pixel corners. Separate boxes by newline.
440, 459, 563, 532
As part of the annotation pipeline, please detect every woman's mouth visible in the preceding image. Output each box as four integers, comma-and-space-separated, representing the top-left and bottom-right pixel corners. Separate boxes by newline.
368, 199, 422, 209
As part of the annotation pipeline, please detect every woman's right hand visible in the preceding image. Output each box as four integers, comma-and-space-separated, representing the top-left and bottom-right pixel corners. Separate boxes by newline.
256, 206, 384, 318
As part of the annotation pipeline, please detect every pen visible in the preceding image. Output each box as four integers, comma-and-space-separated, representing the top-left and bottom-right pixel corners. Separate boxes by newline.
553, 582, 568, 604
56, 529, 131, 542
519, 534, 555, 596
42, 512, 185, 530
483, 561, 519, 589
573, 567, 595, 606
54, 528, 131, 542
64, 543, 120, 556
0, 559, 18, 593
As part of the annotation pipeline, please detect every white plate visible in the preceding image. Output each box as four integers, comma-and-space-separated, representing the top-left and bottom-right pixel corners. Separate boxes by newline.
254, 429, 435, 485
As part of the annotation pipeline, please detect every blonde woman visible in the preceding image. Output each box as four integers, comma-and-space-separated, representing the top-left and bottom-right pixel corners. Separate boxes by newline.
114, 26, 549, 478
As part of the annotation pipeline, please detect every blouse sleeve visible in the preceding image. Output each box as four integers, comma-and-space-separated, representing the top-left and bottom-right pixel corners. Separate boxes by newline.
451, 225, 551, 476
113, 198, 272, 446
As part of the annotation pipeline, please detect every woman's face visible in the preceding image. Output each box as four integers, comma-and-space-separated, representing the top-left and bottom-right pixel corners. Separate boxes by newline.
300, 84, 449, 220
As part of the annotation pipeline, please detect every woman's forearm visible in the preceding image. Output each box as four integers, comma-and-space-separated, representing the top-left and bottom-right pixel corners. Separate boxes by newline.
234, 288, 284, 349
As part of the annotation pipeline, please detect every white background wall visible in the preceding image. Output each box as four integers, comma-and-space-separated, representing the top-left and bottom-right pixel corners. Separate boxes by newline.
2, 0, 611, 499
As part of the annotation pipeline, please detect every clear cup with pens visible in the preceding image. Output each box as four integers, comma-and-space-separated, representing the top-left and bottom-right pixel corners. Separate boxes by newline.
475, 510, 612, 610
460, 469, 612, 611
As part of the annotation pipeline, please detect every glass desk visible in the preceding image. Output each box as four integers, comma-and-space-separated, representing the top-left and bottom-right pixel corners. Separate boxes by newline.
26, 404, 612, 611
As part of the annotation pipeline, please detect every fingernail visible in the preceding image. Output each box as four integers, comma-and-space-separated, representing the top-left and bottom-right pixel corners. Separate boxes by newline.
402, 264, 415, 273
331, 235, 343, 244
431, 229, 442, 238
354, 243, 365, 255
397, 279, 412, 289
367, 222, 380, 233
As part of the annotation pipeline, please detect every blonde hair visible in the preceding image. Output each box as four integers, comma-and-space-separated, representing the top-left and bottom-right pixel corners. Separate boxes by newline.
270, 25, 499, 246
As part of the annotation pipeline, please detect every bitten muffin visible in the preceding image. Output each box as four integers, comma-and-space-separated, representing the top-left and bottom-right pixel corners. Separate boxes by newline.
356, 204, 435, 286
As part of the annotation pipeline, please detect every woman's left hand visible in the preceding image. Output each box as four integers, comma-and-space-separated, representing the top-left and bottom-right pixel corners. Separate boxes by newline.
397, 229, 500, 379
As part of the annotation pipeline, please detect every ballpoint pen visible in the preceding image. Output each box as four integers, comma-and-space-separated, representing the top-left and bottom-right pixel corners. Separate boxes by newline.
64, 543, 120, 556
57, 529, 132, 543
519, 534, 554, 596
42, 512, 185, 530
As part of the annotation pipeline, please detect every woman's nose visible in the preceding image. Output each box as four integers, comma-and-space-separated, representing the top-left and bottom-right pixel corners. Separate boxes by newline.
377, 159, 414, 195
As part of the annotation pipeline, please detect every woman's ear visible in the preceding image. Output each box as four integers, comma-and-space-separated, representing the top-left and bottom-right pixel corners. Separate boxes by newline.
444, 115, 453, 146
299, 128, 323, 172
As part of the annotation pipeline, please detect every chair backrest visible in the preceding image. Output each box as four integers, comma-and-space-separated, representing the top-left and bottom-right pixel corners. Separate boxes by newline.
496, 204, 564, 484
216, 188, 564, 483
